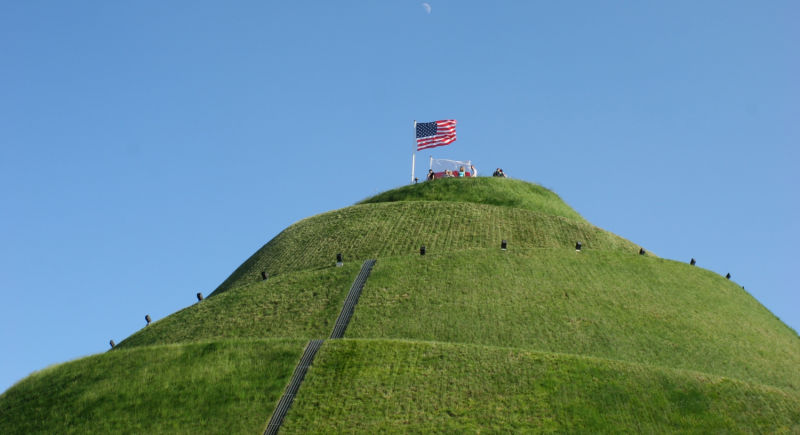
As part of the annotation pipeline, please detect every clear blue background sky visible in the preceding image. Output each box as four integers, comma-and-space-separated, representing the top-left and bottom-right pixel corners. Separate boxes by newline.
1, 1, 797, 393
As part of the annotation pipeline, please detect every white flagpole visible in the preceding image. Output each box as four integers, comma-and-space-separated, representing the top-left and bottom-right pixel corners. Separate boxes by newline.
411, 120, 417, 184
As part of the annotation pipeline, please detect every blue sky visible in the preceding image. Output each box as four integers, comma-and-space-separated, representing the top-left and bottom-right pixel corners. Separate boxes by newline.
1, 1, 797, 393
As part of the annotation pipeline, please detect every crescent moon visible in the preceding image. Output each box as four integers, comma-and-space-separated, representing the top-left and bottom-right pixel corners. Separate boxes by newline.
422, 3, 431, 13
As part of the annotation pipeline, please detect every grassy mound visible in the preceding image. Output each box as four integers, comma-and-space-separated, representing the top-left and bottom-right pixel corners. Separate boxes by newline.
346, 249, 800, 391
282, 340, 800, 434
359, 177, 587, 223
213, 201, 646, 295
118, 263, 361, 349
0, 340, 305, 435
6, 179, 800, 432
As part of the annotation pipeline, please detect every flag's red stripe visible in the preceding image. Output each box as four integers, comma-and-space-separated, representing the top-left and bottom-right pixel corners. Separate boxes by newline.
417, 137, 455, 145
420, 132, 456, 138
417, 140, 456, 150
420, 135, 455, 140
418, 133, 456, 140
417, 133, 456, 141
418, 142, 448, 150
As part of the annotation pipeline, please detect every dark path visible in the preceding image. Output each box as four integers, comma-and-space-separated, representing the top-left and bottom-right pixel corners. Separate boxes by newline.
263, 339, 324, 435
330, 259, 377, 339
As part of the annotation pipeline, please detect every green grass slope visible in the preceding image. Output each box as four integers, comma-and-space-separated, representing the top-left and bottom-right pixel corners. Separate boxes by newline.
359, 177, 588, 223
0, 340, 306, 435
346, 249, 800, 391
117, 263, 361, 349
5, 179, 799, 433
213, 201, 646, 295
282, 340, 800, 434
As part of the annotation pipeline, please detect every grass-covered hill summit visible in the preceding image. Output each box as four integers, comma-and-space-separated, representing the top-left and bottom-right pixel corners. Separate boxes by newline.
358, 177, 588, 222
3, 177, 799, 434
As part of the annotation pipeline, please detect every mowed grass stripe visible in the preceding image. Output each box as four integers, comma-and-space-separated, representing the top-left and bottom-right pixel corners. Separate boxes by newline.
213, 201, 647, 295
346, 249, 800, 391
280, 340, 800, 435
0, 340, 306, 435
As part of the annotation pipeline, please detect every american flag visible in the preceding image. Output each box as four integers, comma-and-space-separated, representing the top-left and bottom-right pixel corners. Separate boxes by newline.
416, 120, 457, 151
